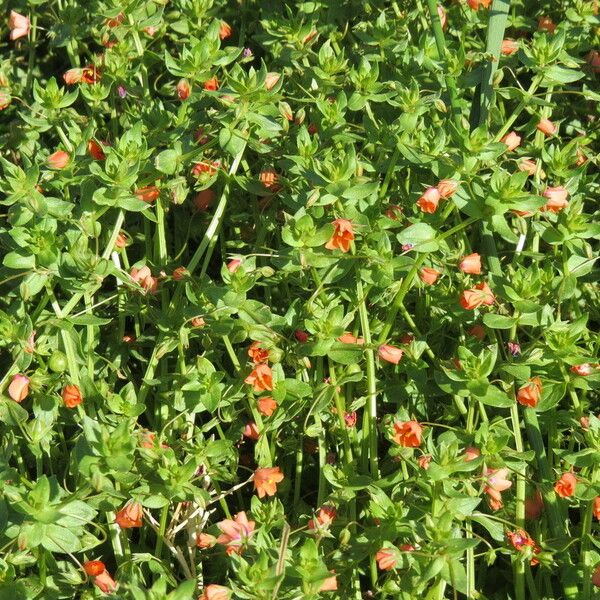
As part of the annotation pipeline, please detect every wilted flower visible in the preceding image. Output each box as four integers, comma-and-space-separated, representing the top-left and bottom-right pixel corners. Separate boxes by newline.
344, 411, 357, 427
418, 455, 432, 470
264, 72, 280, 90
130, 266, 158, 294
468, 324, 486, 340
259, 168, 281, 192
325, 219, 354, 253
338, 332, 365, 344
135, 186, 160, 203
570, 363, 597, 376
254, 467, 284, 498
294, 330, 309, 343
525, 490, 544, 520
88, 139, 106, 160
538, 16, 556, 34
308, 505, 337, 530
507, 342, 521, 357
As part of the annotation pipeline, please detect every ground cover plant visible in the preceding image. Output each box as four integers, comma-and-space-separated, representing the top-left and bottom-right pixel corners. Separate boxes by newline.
0, 0, 599, 598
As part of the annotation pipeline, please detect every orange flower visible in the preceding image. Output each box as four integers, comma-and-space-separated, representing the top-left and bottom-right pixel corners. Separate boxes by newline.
501, 131, 521, 151
507, 530, 541, 565
135, 186, 160, 203
376, 548, 398, 571
192, 160, 220, 177
418, 455, 432, 469
501, 39, 519, 55
245, 364, 273, 392
63, 65, 101, 85
8, 11, 30, 40
257, 396, 278, 417
460, 282, 495, 310
83, 560, 105, 577
308, 505, 337, 530
172, 266, 188, 281
115, 502, 143, 528
115, 232, 128, 249
538, 16, 556, 34
378, 344, 403, 365
193, 189, 216, 211
130, 266, 158, 294
571, 363, 596, 376
264, 72, 281, 90
227, 258, 242, 272
0, 89, 11, 110
593, 497, 600, 520
204, 76, 219, 91
593, 565, 600, 587
518, 158, 538, 176
467, 0, 491, 9
199, 584, 231, 600
436, 179, 458, 198
243, 422, 260, 441
554, 472, 577, 498
586, 50, 600, 73
325, 219, 355, 253
536, 118, 557, 136
8, 374, 29, 402
253, 466, 284, 498
87, 139, 106, 160
196, 533, 217, 548
219, 21, 232, 40
47, 151, 70, 169
338, 332, 365, 344
62, 384, 82, 408
259, 167, 281, 192
94, 569, 117, 594
106, 13, 125, 28
419, 267, 440, 285
248, 341, 269, 364
459, 253, 481, 274
525, 490, 544, 520
484, 467, 512, 510
516, 377, 542, 408
542, 186, 568, 212
463, 447, 481, 462
176, 78, 191, 100
217, 511, 255, 554
416, 187, 440, 213
392, 421, 423, 447
319, 573, 337, 591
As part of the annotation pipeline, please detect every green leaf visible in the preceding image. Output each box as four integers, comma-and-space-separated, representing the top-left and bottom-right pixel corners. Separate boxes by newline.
155, 149, 180, 175
540, 65, 584, 86
397, 223, 439, 253
3, 251, 35, 270
42, 524, 81, 553
483, 314, 517, 329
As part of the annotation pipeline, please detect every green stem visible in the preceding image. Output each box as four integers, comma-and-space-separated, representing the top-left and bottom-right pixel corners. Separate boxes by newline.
25, 15, 38, 93
155, 504, 169, 559
357, 280, 378, 479
425, 0, 462, 127
510, 403, 526, 600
